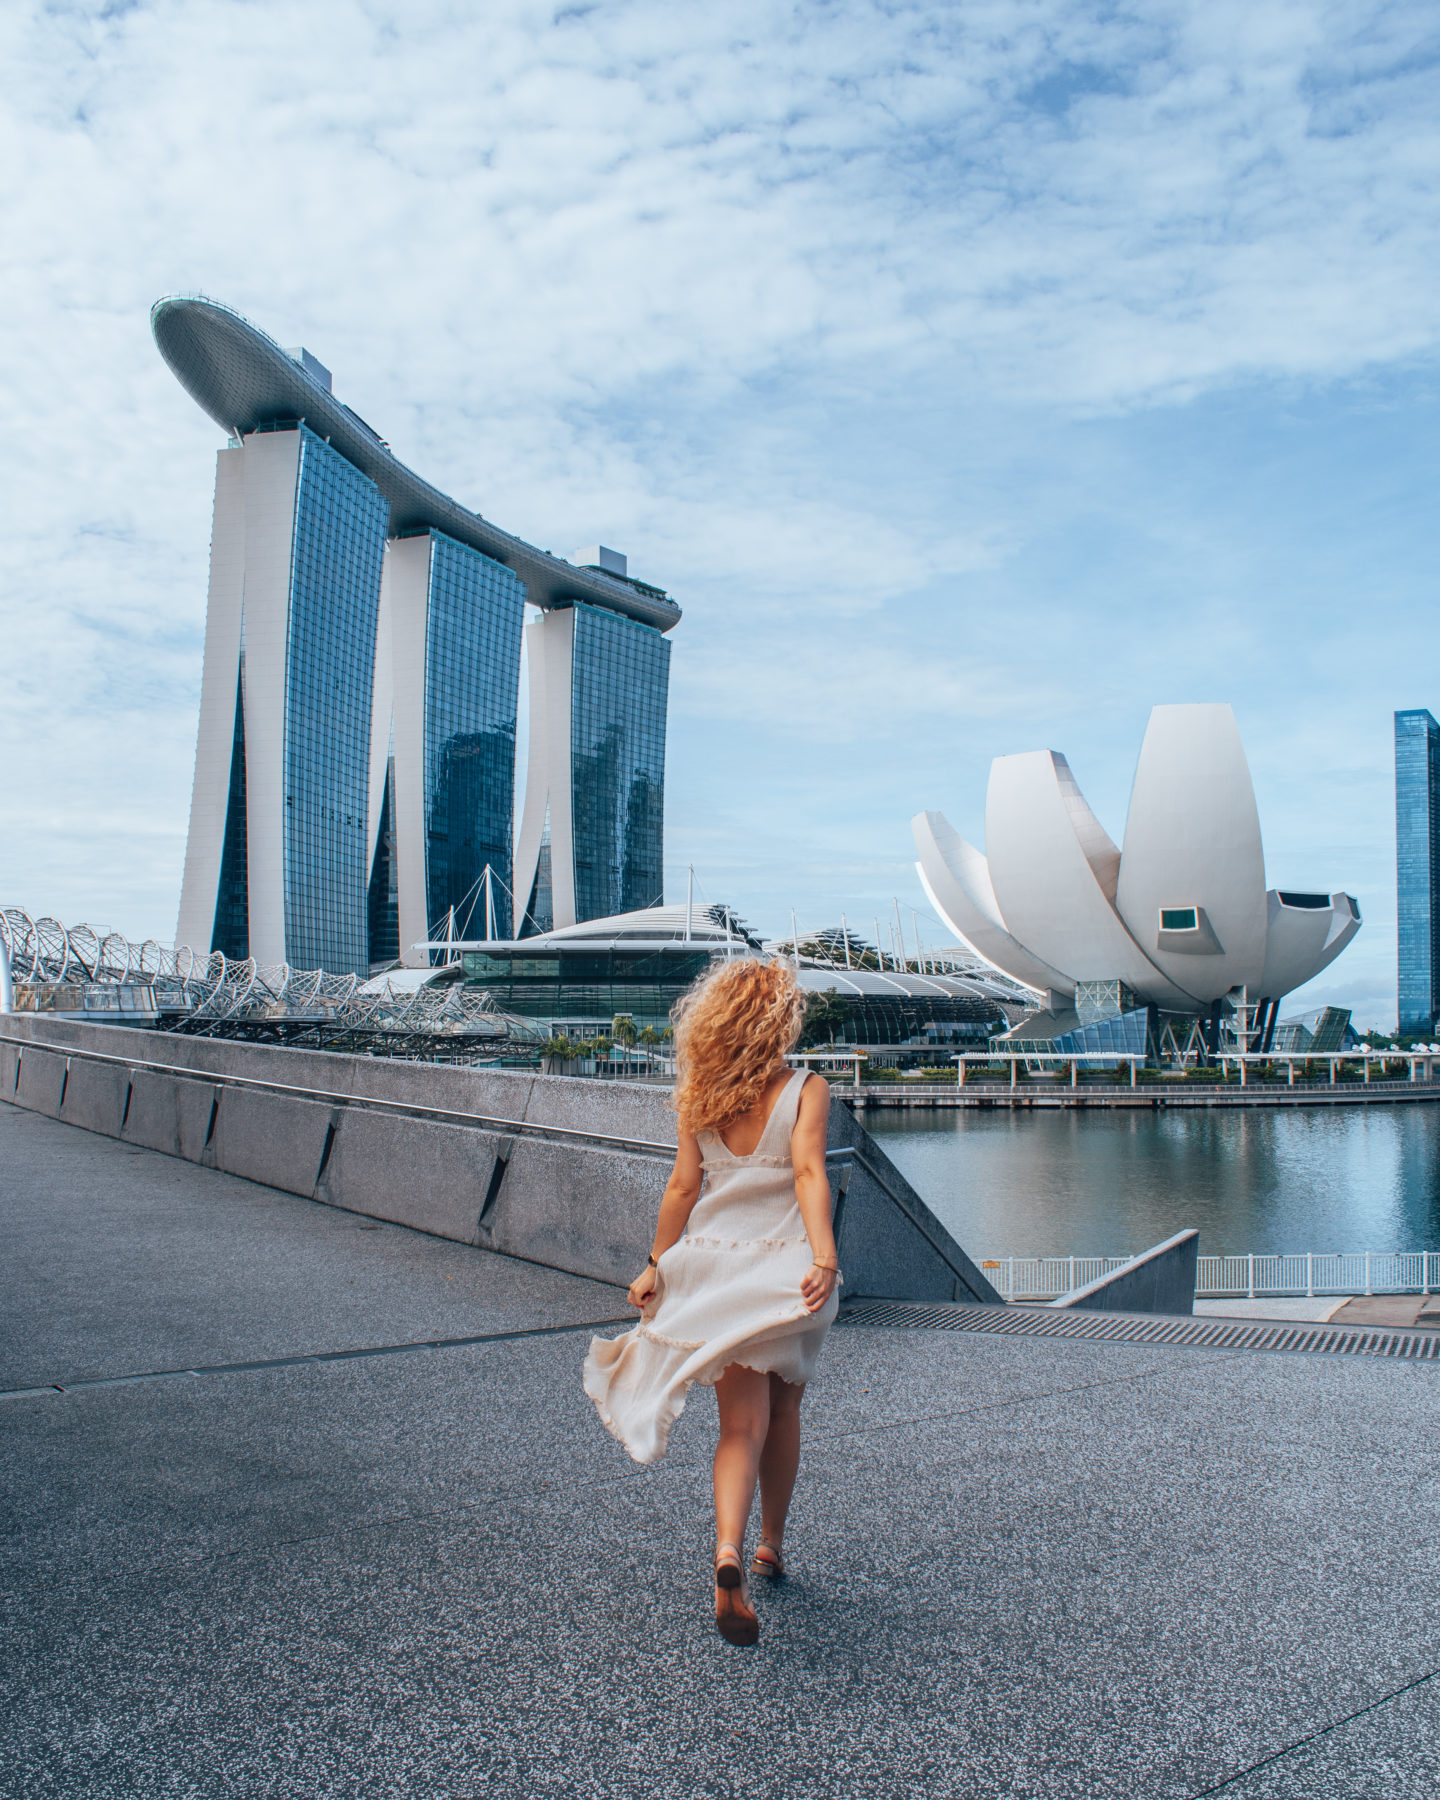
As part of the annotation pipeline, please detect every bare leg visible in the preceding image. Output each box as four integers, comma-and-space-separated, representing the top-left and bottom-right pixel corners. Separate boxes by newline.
757, 1374, 805, 1553
712, 1366, 770, 1641
713, 1364, 771, 1551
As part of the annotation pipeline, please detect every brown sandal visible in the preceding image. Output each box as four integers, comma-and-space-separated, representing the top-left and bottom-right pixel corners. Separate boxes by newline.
751, 1539, 785, 1581
714, 1543, 759, 1646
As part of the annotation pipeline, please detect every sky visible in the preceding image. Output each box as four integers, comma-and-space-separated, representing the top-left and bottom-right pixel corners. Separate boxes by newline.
2, 0, 1437, 1027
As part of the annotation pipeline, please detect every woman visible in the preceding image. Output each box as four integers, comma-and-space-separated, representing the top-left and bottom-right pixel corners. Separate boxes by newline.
582, 958, 841, 1646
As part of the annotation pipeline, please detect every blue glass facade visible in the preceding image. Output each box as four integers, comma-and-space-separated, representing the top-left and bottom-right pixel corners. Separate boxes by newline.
570, 603, 670, 922
213, 665, 249, 959
366, 756, 399, 966
421, 532, 526, 940
1396, 709, 1440, 1036
282, 426, 387, 974
525, 808, 554, 936
1002, 1006, 1152, 1062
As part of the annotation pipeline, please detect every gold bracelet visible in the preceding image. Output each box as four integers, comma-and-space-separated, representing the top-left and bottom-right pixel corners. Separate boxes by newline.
811, 1259, 839, 1272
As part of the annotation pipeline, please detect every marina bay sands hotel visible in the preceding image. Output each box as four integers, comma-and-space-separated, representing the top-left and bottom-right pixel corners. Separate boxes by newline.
155, 297, 679, 976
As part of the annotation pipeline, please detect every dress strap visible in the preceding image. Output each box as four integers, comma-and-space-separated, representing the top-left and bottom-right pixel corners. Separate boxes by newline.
757, 1067, 810, 1155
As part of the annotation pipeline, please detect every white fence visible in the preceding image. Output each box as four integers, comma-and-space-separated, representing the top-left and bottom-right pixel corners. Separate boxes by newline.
981, 1251, 1440, 1302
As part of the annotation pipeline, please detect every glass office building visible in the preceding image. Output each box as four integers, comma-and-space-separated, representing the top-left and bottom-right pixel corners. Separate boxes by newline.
188, 423, 386, 977
1396, 709, 1440, 1036
571, 605, 669, 922
282, 428, 388, 971
367, 531, 525, 961
514, 600, 671, 935
422, 535, 525, 939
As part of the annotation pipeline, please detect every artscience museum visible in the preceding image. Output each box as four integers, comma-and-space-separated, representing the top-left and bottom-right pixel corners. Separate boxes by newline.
913, 704, 1361, 1060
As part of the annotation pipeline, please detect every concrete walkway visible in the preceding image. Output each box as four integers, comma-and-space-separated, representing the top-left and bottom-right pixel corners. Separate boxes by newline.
1195, 1295, 1440, 1328
5, 1101, 1440, 1799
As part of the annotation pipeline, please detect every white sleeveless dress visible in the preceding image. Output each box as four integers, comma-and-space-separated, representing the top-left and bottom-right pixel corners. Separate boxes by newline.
582, 1069, 840, 1465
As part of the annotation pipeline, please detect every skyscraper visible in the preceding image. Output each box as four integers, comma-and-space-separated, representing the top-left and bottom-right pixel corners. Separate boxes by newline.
1396, 709, 1440, 1036
176, 422, 387, 974
155, 297, 680, 973
367, 531, 525, 956
514, 579, 671, 935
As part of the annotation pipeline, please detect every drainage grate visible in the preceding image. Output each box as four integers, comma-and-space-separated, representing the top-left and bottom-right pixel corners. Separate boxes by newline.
837, 1298, 1440, 1362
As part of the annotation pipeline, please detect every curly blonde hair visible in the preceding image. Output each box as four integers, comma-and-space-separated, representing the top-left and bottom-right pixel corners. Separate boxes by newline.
671, 957, 806, 1133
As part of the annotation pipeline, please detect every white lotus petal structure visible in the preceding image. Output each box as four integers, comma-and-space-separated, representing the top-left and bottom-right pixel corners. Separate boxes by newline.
913, 704, 1360, 1030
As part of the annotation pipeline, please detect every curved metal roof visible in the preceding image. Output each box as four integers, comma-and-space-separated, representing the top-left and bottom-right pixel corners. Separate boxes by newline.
151, 295, 681, 634
793, 967, 1018, 1005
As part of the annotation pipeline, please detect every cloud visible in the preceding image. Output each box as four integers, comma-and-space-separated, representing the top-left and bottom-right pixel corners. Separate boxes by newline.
1, 0, 1438, 953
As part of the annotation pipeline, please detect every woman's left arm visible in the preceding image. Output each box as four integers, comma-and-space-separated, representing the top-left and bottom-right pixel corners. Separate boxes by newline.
791, 1074, 840, 1313
625, 1127, 705, 1308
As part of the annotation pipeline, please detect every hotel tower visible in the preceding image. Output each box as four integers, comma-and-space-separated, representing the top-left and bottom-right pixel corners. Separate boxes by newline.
155, 297, 679, 974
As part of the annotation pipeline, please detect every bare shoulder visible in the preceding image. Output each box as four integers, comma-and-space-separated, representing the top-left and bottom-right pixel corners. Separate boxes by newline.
672, 1123, 703, 1176
795, 1071, 831, 1121
789, 1072, 830, 1167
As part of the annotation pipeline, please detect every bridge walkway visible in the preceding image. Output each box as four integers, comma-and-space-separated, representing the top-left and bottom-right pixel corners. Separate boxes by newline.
4, 1102, 1440, 1799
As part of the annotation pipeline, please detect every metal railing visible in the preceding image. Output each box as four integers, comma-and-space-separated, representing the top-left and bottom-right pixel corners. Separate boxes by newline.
981, 1251, 1440, 1301
1197, 1251, 1440, 1298
0, 905, 544, 1050
979, 1257, 1132, 1299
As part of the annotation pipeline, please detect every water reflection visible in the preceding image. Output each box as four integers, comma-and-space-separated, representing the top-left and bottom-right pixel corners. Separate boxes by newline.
865, 1105, 1440, 1257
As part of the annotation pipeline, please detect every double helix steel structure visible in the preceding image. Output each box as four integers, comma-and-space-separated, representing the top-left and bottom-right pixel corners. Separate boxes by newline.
0, 907, 542, 1057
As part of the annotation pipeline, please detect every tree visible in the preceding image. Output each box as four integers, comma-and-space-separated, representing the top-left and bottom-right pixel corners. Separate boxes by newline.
799, 987, 850, 1049
611, 1014, 638, 1048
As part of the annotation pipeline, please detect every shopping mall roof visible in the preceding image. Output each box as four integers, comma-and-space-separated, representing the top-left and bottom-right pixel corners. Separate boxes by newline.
151, 295, 680, 633
420, 903, 758, 957
793, 966, 1026, 1007
427, 906, 1028, 1010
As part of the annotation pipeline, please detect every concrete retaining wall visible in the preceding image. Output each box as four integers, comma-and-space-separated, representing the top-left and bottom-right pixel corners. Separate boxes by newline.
0, 1017, 1000, 1304
1052, 1229, 1199, 1316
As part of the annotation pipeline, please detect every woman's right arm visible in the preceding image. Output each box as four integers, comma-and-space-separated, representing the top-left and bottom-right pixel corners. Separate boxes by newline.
626, 1126, 704, 1308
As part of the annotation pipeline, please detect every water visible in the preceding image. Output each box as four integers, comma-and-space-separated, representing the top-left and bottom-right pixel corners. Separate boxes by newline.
864, 1104, 1440, 1259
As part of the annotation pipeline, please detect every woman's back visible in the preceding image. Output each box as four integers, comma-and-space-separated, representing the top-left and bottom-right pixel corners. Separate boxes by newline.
714, 1069, 795, 1158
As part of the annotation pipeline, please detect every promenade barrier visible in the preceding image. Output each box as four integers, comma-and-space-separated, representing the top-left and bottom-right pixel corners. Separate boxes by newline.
0, 1014, 1001, 1306
845, 1079, 1440, 1110
983, 1249, 1440, 1302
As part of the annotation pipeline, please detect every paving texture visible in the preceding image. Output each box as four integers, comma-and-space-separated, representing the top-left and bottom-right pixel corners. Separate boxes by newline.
1330, 1293, 1440, 1331
5, 1101, 1440, 1798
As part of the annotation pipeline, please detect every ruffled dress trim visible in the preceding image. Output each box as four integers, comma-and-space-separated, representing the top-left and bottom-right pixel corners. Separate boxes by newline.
582, 1289, 836, 1465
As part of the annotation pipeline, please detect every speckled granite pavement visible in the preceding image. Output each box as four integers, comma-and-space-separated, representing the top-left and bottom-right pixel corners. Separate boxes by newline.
5, 1102, 1440, 1799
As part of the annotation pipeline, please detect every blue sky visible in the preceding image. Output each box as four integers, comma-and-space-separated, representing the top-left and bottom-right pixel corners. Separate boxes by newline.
2, 0, 1437, 1025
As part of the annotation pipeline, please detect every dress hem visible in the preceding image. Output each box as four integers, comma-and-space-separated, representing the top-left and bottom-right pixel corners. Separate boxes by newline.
582, 1330, 832, 1466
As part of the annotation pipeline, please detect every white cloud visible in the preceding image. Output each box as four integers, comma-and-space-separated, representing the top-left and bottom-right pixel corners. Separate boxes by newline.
1, 0, 1437, 956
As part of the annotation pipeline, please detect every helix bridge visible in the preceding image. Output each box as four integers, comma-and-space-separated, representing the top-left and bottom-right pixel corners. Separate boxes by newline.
0, 908, 544, 1059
